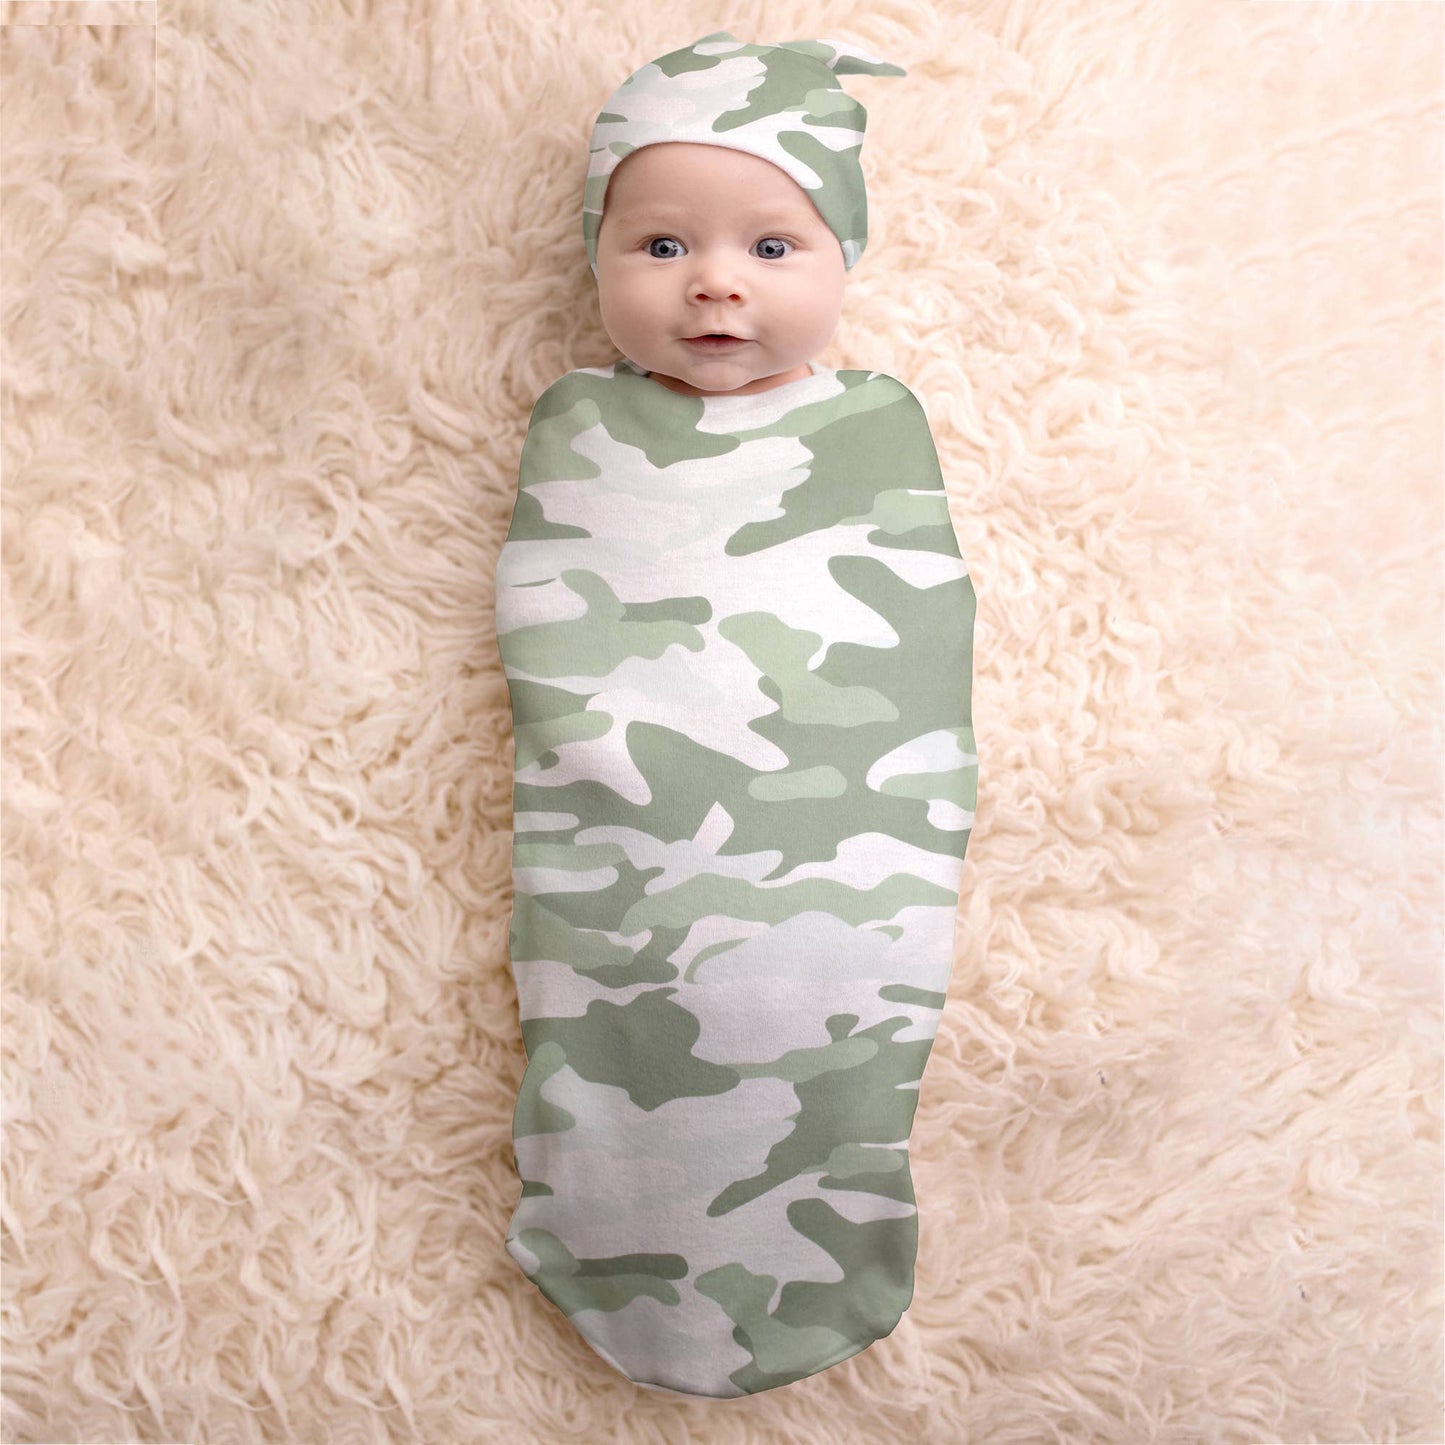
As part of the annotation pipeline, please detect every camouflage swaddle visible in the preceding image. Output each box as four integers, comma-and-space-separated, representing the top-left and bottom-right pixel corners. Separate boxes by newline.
494, 358, 978, 1396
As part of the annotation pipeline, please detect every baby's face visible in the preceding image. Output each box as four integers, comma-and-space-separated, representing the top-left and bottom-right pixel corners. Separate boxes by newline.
595, 143, 846, 397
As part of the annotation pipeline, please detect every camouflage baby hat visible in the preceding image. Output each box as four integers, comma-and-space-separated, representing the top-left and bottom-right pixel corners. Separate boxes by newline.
582, 31, 906, 279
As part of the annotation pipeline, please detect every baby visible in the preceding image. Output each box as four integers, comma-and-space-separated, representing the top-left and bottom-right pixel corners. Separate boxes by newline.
493, 32, 979, 1398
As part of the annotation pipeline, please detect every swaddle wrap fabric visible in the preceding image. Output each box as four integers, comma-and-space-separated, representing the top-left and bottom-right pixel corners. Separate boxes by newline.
494, 358, 977, 1396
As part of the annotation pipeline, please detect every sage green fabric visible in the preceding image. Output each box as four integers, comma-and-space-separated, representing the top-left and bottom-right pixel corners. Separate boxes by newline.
583, 31, 905, 279
494, 359, 977, 1396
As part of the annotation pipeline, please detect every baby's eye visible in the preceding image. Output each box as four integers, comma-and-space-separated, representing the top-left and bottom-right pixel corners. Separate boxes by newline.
754, 236, 792, 260
641, 236, 796, 260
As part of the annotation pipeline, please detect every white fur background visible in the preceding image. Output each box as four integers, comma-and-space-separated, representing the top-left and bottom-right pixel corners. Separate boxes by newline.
2, 2, 1441, 1441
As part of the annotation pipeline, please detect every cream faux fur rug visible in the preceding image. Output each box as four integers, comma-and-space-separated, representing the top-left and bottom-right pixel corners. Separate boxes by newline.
2, 2, 1441, 1441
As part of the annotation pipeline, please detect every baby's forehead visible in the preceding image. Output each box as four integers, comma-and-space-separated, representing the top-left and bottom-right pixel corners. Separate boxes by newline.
604, 144, 817, 218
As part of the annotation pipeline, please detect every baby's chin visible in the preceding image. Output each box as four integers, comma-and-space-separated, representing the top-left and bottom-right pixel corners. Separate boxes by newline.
649, 352, 814, 397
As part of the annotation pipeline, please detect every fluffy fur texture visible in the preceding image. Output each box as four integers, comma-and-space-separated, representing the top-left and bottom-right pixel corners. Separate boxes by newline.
2, 1, 1440, 1440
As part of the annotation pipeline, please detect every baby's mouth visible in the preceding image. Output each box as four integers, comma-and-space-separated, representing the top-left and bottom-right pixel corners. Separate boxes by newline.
684, 334, 750, 348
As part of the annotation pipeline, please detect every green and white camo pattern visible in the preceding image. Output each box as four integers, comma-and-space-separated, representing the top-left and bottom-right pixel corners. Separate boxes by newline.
583, 31, 905, 279
494, 359, 977, 1397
